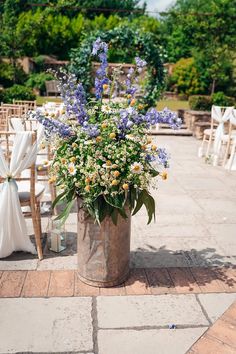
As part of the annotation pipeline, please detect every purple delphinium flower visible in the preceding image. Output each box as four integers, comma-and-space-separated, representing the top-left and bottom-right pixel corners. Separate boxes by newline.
144, 108, 182, 130
58, 74, 88, 125
156, 148, 169, 168
92, 37, 108, 56
135, 57, 147, 70
34, 111, 72, 138
92, 38, 109, 99
82, 123, 100, 138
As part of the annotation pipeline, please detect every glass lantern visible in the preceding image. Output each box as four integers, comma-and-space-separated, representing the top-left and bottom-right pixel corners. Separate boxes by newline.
47, 217, 67, 253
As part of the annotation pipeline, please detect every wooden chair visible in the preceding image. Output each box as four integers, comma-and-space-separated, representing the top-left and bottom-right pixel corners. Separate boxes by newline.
9, 117, 57, 214
199, 106, 233, 159
0, 107, 10, 131
0, 131, 45, 259
45, 80, 60, 96
13, 99, 37, 111
1, 103, 27, 117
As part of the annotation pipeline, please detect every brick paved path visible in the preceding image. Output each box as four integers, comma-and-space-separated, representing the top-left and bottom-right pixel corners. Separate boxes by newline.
0, 267, 236, 298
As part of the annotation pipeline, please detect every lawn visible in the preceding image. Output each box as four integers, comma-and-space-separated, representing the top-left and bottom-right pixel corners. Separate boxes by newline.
37, 96, 189, 111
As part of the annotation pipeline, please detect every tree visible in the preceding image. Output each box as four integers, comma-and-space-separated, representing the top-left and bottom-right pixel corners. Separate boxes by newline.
161, 0, 236, 94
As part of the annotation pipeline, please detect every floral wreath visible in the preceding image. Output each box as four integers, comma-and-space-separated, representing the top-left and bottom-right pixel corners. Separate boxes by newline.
69, 25, 165, 108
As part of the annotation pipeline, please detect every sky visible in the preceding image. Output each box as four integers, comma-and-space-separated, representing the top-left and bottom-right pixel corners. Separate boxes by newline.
142, 0, 176, 13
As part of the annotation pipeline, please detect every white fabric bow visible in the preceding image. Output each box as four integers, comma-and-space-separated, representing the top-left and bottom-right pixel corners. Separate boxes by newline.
0, 129, 43, 258
212, 106, 234, 155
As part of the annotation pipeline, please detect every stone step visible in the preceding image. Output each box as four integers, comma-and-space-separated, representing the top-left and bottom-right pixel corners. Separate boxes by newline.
159, 123, 188, 130
150, 129, 193, 136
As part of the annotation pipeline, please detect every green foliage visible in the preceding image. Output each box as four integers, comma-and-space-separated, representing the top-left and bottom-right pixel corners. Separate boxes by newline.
26, 73, 54, 95
2, 85, 36, 103
189, 92, 235, 111
0, 61, 27, 88
188, 95, 212, 111
211, 92, 235, 107
169, 58, 205, 96
69, 25, 165, 107
162, 0, 236, 94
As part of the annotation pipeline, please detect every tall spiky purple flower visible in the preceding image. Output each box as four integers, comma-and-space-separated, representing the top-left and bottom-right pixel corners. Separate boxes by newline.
92, 38, 109, 99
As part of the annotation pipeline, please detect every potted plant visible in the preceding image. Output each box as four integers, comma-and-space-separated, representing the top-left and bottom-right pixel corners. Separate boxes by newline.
34, 38, 181, 287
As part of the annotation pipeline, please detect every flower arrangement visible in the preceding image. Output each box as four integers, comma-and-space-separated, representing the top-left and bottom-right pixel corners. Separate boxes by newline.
34, 38, 181, 225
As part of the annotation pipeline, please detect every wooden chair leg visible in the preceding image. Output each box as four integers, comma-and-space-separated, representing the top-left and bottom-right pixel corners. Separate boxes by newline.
223, 138, 231, 167
31, 201, 43, 260
206, 134, 212, 157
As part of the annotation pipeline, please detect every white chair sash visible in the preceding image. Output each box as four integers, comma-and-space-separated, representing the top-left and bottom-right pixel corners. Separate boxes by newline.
225, 110, 236, 170
0, 131, 43, 258
212, 106, 234, 155
11, 118, 25, 131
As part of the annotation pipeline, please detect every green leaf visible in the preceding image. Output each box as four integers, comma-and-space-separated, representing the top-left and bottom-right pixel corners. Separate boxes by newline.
111, 208, 118, 225
55, 199, 74, 224
150, 169, 159, 177
52, 190, 67, 209
142, 190, 156, 224
132, 190, 145, 216
104, 193, 124, 209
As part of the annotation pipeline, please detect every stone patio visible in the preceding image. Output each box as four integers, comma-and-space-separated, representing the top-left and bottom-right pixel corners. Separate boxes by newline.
0, 136, 236, 353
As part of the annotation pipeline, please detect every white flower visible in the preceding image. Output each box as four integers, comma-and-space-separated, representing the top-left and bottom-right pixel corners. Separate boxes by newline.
101, 105, 112, 114
131, 162, 143, 174
68, 163, 77, 176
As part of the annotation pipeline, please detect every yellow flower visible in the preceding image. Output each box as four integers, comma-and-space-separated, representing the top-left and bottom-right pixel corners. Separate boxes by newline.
96, 136, 102, 143
109, 132, 116, 139
49, 176, 57, 184
61, 158, 66, 164
106, 160, 112, 166
103, 84, 109, 90
113, 170, 120, 177
122, 183, 129, 190
40, 143, 46, 150
127, 94, 132, 99
151, 144, 157, 151
37, 165, 43, 171
72, 142, 78, 148
161, 171, 168, 180
43, 160, 49, 166
147, 137, 152, 144
70, 156, 76, 163
85, 177, 91, 184
111, 179, 118, 186
138, 104, 144, 110
101, 122, 107, 129
130, 99, 136, 106
85, 185, 91, 192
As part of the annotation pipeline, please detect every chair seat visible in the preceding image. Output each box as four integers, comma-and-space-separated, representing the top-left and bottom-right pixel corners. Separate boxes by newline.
203, 128, 216, 136
17, 182, 45, 202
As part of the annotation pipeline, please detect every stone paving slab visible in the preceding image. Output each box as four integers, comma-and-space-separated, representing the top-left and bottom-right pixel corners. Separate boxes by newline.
98, 328, 207, 354
188, 301, 236, 353
97, 295, 209, 328
0, 297, 93, 353
198, 293, 236, 322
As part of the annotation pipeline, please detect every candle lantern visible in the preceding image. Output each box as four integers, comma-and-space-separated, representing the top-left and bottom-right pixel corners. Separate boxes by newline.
47, 217, 67, 253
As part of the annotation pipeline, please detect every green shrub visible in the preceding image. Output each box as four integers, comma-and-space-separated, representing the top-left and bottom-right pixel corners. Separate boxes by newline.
0, 61, 27, 88
188, 95, 212, 111
2, 85, 36, 103
26, 72, 54, 95
170, 58, 205, 96
211, 91, 235, 107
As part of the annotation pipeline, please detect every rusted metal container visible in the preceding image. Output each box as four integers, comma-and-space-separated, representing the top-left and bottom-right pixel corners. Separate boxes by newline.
77, 198, 131, 287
